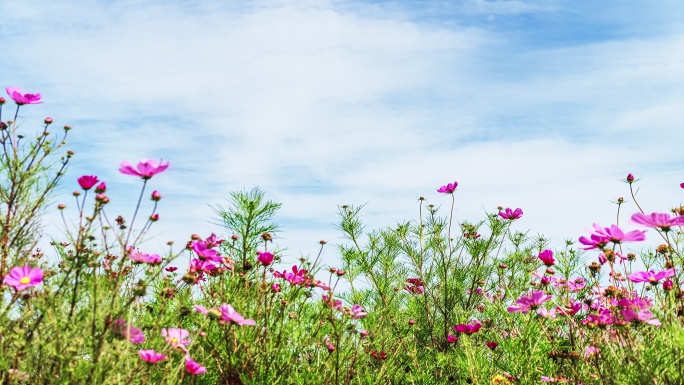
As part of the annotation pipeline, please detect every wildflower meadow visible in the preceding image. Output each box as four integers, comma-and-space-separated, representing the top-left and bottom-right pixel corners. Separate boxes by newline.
1, 86, 683, 384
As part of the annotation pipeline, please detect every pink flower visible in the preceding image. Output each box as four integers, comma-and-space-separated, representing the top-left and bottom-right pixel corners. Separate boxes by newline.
680, 182, 684, 189
194, 305, 208, 315
129, 250, 162, 265
446, 334, 458, 343
350, 304, 367, 319
627, 269, 675, 285
161, 328, 190, 347
185, 357, 207, 374
437, 181, 458, 194
220, 304, 256, 326
3, 265, 44, 291
190, 258, 217, 274
579, 224, 646, 249
138, 350, 167, 363
6, 87, 42, 105
453, 321, 482, 335
112, 319, 145, 343
486, 341, 498, 350
271, 283, 281, 292
626, 173, 635, 183
498, 207, 523, 220
203, 233, 224, 248
585, 346, 599, 358
507, 291, 552, 314
77, 175, 99, 190
119, 158, 169, 180
191, 241, 222, 262
256, 251, 275, 266
538, 249, 555, 266
621, 308, 660, 326
631, 212, 684, 231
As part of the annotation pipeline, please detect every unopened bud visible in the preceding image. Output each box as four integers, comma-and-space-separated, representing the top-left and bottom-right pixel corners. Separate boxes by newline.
149, 213, 159, 222
95, 182, 107, 193
626, 173, 635, 183
72, 191, 80, 197
151, 190, 162, 201
44, 117, 53, 125
57, 204, 66, 210
0, 97, 5, 105
663, 280, 674, 291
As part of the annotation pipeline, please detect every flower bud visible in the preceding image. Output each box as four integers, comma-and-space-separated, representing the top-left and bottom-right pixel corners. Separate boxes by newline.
72, 191, 80, 197
0, 97, 5, 105
63, 125, 71, 131
95, 182, 107, 193
408, 319, 415, 325
58, 204, 66, 210
151, 190, 162, 201
0, 122, 7, 130
150, 213, 159, 222
44, 117, 53, 125
626, 173, 635, 183
231, 234, 239, 240
663, 280, 674, 291
95, 194, 109, 203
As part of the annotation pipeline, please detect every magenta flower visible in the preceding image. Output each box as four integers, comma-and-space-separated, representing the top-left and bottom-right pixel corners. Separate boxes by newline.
621, 308, 660, 326
189, 258, 217, 274
579, 224, 646, 250
191, 241, 222, 262
194, 305, 209, 315
498, 207, 523, 220
3, 265, 44, 291
161, 328, 190, 347
507, 291, 552, 314
6, 87, 42, 105
185, 357, 207, 374
446, 334, 458, 343
119, 158, 169, 179
77, 175, 99, 190
112, 319, 145, 343
538, 249, 555, 266
486, 341, 498, 350
437, 181, 458, 194
631, 212, 684, 231
627, 268, 676, 285
203, 233, 224, 248
95, 182, 107, 193
680, 182, 684, 189
350, 304, 367, 319
219, 304, 256, 326
129, 250, 162, 265
138, 350, 167, 364
256, 251, 275, 266
453, 321, 482, 335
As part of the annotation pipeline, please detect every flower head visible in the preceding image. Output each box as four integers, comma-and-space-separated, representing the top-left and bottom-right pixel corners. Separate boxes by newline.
161, 328, 190, 347
6, 87, 42, 105
256, 251, 275, 266
498, 207, 523, 220
538, 249, 555, 266
446, 334, 458, 343
77, 175, 99, 190
4, 265, 44, 291
138, 350, 167, 364
437, 181, 458, 194
119, 158, 169, 179
627, 269, 675, 285
631, 212, 684, 231
129, 249, 162, 265
507, 291, 552, 314
219, 304, 256, 326
350, 304, 367, 319
454, 321, 482, 335
185, 357, 207, 374
112, 319, 145, 343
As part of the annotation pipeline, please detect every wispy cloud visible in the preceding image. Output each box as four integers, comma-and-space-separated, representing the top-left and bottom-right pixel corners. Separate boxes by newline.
2, 0, 682, 264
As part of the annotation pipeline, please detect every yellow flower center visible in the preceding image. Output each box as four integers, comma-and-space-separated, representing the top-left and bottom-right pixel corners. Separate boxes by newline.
170, 338, 178, 344
19, 277, 30, 285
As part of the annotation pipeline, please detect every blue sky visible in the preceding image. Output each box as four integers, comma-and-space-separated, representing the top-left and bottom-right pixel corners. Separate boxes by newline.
1, 0, 682, 267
